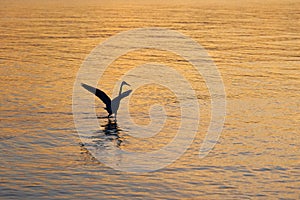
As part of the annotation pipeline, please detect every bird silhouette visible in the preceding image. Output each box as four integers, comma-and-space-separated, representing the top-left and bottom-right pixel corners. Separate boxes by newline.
81, 81, 131, 118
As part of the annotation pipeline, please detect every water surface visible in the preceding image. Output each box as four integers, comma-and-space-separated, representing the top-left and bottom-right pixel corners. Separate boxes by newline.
1, 0, 299, 199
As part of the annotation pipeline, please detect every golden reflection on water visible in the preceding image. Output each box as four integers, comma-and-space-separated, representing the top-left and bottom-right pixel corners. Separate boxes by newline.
0, 0, 299, 199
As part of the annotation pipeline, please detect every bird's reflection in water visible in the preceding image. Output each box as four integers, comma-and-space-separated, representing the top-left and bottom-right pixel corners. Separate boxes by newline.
80, 118, 123, 163
85, 117, 124, 150
99, 118, 123, 147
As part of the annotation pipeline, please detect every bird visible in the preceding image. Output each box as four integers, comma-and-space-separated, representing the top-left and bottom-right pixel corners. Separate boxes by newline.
81, 81, 131, 118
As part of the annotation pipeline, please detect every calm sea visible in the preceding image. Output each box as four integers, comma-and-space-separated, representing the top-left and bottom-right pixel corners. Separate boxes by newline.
1, 0, 299, 199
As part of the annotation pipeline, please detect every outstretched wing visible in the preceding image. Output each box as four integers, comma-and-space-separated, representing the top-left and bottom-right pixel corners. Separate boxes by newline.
119, 90, 132, 99
81, 83, 112, 115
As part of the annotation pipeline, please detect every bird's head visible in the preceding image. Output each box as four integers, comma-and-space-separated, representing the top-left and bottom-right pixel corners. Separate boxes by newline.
121, 81, 131, 87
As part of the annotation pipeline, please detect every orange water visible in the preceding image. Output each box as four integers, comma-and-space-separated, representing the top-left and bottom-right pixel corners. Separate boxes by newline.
1, 1, 299, 199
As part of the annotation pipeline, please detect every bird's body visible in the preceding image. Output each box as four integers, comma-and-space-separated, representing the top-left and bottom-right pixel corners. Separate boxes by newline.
81, 82, 131, 118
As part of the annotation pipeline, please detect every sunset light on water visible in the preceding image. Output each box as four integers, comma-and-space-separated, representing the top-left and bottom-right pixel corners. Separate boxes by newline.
1, 0, 299, 199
